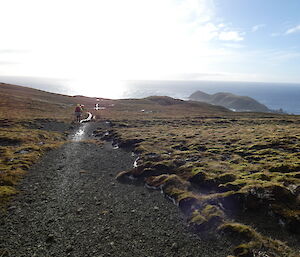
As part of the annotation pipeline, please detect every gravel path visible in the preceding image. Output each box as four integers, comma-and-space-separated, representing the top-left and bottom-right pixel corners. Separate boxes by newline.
0, 122, 231, 257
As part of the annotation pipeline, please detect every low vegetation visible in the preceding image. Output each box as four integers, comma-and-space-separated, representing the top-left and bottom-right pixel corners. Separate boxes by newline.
1, 83, 299, 256
189, 90, 271, 112
0, 83, 111, 208
93, 96, 300, 257
0, 84, 74, 208
0, 119, 67, 208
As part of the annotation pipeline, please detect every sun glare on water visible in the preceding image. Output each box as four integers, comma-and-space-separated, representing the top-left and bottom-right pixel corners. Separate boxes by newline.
70, 78, 126, 99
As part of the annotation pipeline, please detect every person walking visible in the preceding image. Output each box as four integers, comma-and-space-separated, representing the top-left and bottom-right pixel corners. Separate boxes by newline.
75, 104, 82, 122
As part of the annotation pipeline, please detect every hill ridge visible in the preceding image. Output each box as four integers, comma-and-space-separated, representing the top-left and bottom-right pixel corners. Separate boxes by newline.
189, 90, 271, 112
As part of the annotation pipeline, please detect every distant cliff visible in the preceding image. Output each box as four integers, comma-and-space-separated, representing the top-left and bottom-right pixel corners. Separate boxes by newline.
189, 91, 271, 112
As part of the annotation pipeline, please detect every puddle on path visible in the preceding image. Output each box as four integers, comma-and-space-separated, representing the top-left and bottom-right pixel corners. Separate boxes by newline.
133, 157, 139, 168
72, 124, 88, 141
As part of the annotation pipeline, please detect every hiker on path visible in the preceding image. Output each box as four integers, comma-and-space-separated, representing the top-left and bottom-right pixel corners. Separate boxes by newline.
75, 104, 83, 122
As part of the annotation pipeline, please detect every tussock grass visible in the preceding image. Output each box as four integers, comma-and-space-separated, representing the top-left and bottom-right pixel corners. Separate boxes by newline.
0, 123, 66, 207
2, 84, 299, 256
98, 100, 300, 256
0, 82, 110, 208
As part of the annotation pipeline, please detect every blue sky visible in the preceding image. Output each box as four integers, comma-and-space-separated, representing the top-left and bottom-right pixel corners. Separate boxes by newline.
212, 0, 300, 82
217, 0, 300, 49
0, 0, 300, 97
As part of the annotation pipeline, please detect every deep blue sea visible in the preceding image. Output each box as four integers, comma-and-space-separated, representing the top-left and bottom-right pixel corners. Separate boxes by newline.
121, 81, 300, 115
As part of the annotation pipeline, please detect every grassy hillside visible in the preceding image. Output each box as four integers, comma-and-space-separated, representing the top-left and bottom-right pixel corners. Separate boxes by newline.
96, 96, 231, 120
95, 107, 300, 256
1, 83, 299, 256
189, 90, 270, 112
0, 84, 231, 208
0, 83, 76, 207
0, 83, 103, 120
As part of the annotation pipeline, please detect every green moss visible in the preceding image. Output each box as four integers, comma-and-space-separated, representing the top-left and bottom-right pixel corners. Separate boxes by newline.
109, 111, 300, 255
245, 172, 271, 181
233, 241, 261, 257
0, 185, 18, 207
0, 122, 67, 208
189, 210, 207, 226
269, 163, 300, 173
0, 185, 17, 196
218, 222, 257, 241
219, 222, 297, 256
215, 173, 237, 184
145, 174, 190, 190
202, 204, 225, 219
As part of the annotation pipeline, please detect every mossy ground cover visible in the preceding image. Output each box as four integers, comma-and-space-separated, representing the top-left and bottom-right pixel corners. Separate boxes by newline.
1, 83, 299, 256
0, 84, 83, 208
0, 83, 110, 208
0, 119, 66, 208
93, 100, 300, 257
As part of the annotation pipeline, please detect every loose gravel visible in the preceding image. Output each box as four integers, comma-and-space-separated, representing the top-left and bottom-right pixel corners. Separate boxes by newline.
0, 122, 232, 257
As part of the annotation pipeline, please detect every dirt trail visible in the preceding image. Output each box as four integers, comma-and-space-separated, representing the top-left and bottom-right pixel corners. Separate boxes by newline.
0, 122, 231, 257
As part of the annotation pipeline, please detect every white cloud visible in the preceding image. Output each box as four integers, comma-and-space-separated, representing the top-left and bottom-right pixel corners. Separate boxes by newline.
252, 24, 265, 32
0, 0, 256, 96
174, 0, 214, 23
223, 43, 245, 49
218, 31, 244, 41
286, 25, 300, 34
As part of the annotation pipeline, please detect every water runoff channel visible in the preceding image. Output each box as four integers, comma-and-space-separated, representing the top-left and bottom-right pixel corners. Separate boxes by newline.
71, 110, 140, 180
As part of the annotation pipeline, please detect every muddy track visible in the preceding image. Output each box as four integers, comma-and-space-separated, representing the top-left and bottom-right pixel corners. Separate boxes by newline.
0, 122, 232, 257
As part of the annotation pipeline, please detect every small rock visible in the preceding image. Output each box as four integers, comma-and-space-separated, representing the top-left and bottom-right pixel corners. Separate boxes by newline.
47, 218, 55, 223
77, 207, 83, 213
79, 170, 88, 175
8, 205, 16, 211
154, 206, 159, 211
66, 245, 73, 252
171, 242, 178, 251
46, 234, 55, 244
18, 150, 29, 154
25, 198, 33, 204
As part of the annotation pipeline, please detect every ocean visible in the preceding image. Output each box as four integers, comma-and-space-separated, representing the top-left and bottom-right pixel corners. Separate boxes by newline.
121, 80, 300, 115
4, 78, 300, 115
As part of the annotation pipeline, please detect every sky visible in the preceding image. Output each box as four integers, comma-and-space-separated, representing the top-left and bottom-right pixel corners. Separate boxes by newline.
0, 0, 300, 98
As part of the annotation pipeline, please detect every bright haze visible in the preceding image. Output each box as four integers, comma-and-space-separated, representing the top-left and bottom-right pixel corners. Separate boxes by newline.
1, 0, 300, 98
